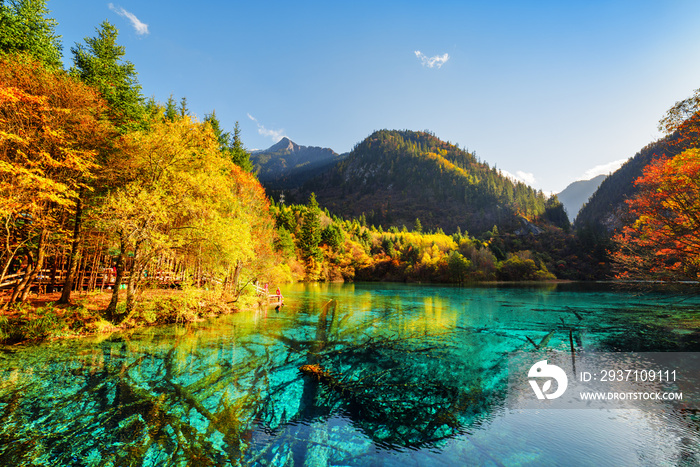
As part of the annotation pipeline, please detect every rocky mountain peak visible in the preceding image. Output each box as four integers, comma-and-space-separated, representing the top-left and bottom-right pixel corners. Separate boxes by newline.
267, 137, 299, 153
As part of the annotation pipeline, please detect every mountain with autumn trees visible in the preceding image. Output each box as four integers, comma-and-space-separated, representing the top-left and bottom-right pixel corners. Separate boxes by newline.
250, 137, 346, 189
295, 129, 564, 235
572, 87, 700, 281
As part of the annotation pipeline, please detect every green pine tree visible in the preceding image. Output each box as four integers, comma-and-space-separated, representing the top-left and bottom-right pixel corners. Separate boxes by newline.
414, 218, 423, 234
230, 121, 253, 172
70, 21, 144, 130
179, 96, 189, 117
0, 0, 62, 68
164, 95, 178, 121
204, 113, 253, 172
299, 193, 322, 262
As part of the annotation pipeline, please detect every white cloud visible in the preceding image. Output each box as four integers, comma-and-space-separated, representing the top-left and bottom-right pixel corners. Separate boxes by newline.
581, 158, 627, 180
515, 170, 537, 186
247, 113, 286, 142
501, 169, 537, 186
108, 3, 149, 35
414, 50, 450, 69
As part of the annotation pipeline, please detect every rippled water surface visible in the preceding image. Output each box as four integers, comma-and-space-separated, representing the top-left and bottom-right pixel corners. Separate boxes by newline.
1, 282, 699, 466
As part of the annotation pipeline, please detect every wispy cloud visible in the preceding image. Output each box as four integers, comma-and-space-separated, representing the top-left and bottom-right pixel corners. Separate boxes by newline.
247, 113, 286, 142
581, 159, 627, 180
108, 3, 149, 35
414, 50, 450, 69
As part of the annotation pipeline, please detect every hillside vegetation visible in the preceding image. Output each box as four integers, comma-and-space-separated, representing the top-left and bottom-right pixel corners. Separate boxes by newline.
299, 130, 554, 235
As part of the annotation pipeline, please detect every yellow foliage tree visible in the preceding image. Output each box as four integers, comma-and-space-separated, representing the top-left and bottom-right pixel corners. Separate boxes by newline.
101, 112, 277, 319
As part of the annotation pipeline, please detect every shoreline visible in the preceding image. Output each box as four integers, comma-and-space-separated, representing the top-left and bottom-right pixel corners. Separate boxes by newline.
0, 288, 252, 346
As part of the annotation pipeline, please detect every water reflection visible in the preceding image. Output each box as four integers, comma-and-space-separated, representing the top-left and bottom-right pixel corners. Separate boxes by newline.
0, 282, 698, 465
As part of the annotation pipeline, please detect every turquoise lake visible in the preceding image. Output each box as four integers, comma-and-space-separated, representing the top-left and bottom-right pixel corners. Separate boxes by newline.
1, 282, 699, 466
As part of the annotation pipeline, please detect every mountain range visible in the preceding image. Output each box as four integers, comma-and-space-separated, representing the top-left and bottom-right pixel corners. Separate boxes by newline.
253, 129, 676, 239
574, 134, 686, 236
250, 137, 346, 189
556, 174, 607, 222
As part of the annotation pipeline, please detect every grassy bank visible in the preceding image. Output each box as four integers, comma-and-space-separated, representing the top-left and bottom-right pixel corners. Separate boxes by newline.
0, 288, 258, 345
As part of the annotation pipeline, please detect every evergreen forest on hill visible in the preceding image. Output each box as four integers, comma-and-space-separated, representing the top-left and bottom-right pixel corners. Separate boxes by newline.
297, 129, 555, 234
2, 0, 700, 343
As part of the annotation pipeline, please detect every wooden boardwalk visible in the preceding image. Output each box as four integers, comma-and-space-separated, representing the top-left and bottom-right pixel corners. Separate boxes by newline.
253, 283, 284, 306
0, 269, 184, 293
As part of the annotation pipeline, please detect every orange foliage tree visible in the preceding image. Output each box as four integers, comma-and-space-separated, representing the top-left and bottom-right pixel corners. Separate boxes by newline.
0, 53, 113, 303
659, 88, 700, 147
611, 148, 700, 280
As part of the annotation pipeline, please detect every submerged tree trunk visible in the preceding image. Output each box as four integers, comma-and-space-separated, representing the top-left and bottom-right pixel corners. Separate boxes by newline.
59, 198, 83, 304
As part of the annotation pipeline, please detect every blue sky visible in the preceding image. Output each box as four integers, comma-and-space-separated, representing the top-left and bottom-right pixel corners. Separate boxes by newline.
49, 0, 700, 193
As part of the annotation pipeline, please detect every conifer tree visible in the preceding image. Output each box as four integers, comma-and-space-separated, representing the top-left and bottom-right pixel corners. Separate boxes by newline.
164, 95, 178, 121
204, 112, 253, 172
0, 0, 62, 68
179, 96, 189, 117
414, 218, 423, 233
70, 20, 144, 130
299, 193, 322, 262
230, 121, 253, 172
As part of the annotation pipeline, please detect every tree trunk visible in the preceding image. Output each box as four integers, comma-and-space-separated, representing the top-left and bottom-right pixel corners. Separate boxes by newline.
125, 242, 141, 317
7, 252, 32, 306
0, 215, 19, 285
59, 198, 83, 304
231, 260, 242, 299
105, 233, 127, 322
18, 229, 48, 302
0, 250, 16, 285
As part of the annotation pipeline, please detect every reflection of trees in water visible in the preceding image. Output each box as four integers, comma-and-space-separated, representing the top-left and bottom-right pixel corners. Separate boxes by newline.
587, 305, 700, 352
0, 334, 268, 465
0, 299, 512, 465
285, 299, 505, 451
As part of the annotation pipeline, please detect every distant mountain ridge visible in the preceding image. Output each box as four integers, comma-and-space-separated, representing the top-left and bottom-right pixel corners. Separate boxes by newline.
574, 134, 684, 235
250, 137, 346, 189
557, 174, 607, 222
299, 129, 555, 235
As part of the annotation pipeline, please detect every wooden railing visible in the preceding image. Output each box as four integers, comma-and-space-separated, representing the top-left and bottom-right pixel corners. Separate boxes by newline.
252, 283, 283, 305
0, 268, 187, 293
0, 272, 23, 290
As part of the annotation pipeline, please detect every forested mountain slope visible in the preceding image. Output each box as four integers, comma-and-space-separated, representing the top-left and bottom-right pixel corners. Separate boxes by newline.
299, 130, 552, 235
574, 135, 683, 236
